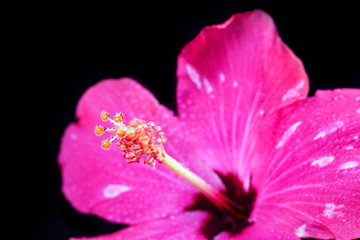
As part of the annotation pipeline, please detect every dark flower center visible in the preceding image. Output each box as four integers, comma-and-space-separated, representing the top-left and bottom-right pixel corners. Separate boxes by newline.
185, 172, 257, 240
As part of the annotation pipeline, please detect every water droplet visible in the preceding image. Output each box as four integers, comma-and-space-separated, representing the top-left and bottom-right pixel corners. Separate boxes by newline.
203, 77, 213, 93
219, 72, 225, 82
186, 64, 201, 89
339, 161, 358, 169
103, 184, 131, 198
311, 156, 335, 167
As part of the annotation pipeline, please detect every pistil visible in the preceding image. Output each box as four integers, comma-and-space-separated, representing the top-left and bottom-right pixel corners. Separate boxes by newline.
95, 111, 246, 221
162, 153, 245, 220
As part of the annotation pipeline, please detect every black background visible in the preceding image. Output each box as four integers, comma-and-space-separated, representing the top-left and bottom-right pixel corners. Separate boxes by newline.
3, 1, 359, 240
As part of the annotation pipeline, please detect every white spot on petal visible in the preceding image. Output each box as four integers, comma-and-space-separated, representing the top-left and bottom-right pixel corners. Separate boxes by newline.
186, 64, 201, 89
323, 203, 344, 218
295, 224, 307, 237
282, 89, 300, 101
339, 161, 358, 169
313, 131, 326, 140
345, 146, 354, 150
296, 79, 306, 88
311, 156, 335, 167
203, 77, 213, 93
259, 109, 265, 116
103, 184, 131, 198
233, 81, 238, 88
276, 121, 301, 149
357, 108, 360, 114
313, 121, 344, 140
219, 73, 225, 82
282, 80, 305, 101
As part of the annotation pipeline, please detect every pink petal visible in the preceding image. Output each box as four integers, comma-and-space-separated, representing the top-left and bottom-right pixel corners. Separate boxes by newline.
252, 89, 360, 239
69, 211, 209, 240
59, 78, 223, 224
177, 10, 308, 180
214, 215, 299, 240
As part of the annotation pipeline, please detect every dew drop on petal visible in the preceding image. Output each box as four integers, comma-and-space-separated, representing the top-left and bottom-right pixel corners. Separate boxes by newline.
275, 121, 301, 149
323, 203, 344, 218
103, 184, 131, 198
282, 80, 305, 102
311, 156, 335, 167
339, 161, 358, 170
203, 77, 213, 93
219, 72, 225, 82
186, 64, 202, 89
313, 121, 344, 140
282, 89, 299, 101
295, 224, 307, 237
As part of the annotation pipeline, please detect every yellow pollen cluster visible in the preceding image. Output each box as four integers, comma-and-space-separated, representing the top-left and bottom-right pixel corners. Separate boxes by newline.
95, 111, 166, 167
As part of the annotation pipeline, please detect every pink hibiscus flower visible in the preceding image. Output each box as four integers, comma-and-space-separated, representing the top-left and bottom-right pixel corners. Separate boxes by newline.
58, 10, 360, 240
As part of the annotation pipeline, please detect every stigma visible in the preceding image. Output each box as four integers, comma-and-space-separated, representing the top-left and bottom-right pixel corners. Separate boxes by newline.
95, 111, 167, 167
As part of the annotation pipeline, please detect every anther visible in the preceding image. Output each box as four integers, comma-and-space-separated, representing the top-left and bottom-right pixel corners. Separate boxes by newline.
101, 111, 110, 121
116, 128, 126, 137
94, 125, 105, 136
114, 112, 124, 123
95, 112, 166, 167
101, 139, 111, 150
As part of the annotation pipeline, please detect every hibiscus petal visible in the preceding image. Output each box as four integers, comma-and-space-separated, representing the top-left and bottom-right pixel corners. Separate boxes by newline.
214, 215, 299, 240
70, 211, 209, 240
252, 89, 360, 239
59, 78, 223, 224
177, 10, 308, 179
